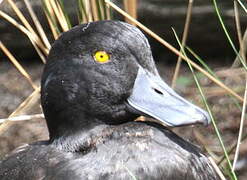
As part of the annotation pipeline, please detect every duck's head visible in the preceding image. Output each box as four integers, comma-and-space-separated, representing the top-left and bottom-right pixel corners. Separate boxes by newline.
41, 21, 210, 139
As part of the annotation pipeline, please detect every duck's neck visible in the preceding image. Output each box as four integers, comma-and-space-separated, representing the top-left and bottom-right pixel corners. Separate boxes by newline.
51, 122, 109, 153
46, 110, 109, 152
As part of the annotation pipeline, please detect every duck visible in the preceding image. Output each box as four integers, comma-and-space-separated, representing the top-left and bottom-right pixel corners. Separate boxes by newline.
0, 20, 219, 180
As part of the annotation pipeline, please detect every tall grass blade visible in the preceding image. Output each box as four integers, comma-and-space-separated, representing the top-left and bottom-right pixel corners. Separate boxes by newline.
123, 165, 138, 180
91, 0, 99, 21
234, 0, 243, 50
187, 48, 218, 78
6, 0, 48, 54
237, 0, 247, 13
232, 1, 246, 70
105, 0, 112, 20
23, 0, 51, 50
232, 75, 247, 170
43, 0, 61, 39
48, 0, 69, 32
123, 0, 137, 25
77, 0, 89, 23
208, 157, 227, 180
232, 29, 247, 68
172, 0, 193, 88
0, 10, 47, 61
218, 133, 247, 165
6, 0, 38, 39
212, 0, 247, 71
187, 47, 242, 112
0, 42, 38, 90
84, 0, 93, 22
0, 114, 44, 124
96, 0, 103, 20
57, 0, 72, 29
77, 0, 83, 23
173, 28, 237, 180
100, 0, 107, 19
0, 88, 40, 135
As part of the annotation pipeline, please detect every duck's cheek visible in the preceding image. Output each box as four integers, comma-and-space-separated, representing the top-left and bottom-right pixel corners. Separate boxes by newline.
84, 84, 135, 123
126, 66, 211, 127
87, 99, 135, 124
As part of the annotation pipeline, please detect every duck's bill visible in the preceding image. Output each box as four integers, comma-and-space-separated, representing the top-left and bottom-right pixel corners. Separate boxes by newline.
127, 66, 210, 127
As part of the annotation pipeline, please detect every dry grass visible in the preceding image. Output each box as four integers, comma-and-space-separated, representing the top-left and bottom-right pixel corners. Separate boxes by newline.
171, 0, 193, 89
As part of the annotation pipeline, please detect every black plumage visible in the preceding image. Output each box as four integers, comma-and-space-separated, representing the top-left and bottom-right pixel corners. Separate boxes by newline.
0, 21, 219, 180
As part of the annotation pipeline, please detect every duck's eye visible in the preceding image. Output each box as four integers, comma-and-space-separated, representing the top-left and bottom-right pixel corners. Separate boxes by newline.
94, 51, 110, 63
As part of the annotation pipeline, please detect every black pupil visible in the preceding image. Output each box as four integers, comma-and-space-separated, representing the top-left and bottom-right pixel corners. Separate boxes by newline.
100, 55, 104, 58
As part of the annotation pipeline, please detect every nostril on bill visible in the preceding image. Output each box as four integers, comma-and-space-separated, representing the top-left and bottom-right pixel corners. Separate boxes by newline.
153, 88, 163, 95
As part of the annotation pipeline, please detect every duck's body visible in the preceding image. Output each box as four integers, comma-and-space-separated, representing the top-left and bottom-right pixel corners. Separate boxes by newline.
0, 21, 219, 179
0, 122, 217, 180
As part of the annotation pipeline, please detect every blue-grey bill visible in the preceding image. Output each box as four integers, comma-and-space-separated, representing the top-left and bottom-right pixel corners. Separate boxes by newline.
127, 66, 211, 127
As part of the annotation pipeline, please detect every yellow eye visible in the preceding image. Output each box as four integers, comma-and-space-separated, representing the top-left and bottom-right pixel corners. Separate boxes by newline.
94, 51, 110, 63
